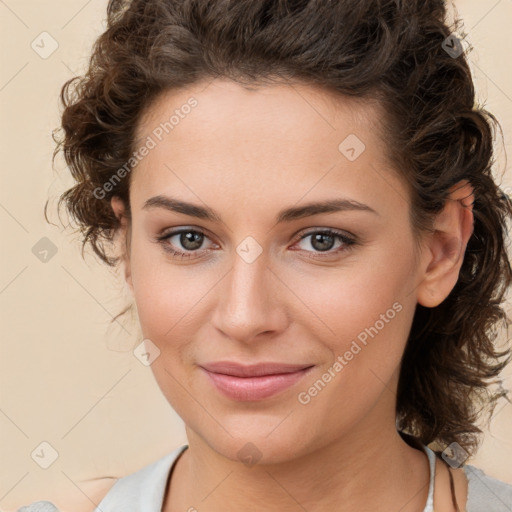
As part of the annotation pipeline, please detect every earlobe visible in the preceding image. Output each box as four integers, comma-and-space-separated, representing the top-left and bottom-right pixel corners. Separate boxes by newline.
110, 196, 133, 293
416, 180, 474, 308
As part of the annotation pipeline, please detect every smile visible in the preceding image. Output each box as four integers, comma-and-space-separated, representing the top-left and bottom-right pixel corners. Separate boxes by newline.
200, 362, 315, 401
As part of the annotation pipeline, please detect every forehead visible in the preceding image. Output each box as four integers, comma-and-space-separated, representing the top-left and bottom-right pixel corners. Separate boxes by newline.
129, 79, 405, 218
135, 78, 385, 145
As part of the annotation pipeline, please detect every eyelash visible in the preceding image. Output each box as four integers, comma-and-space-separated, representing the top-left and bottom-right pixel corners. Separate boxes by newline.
155, 228, 357, 261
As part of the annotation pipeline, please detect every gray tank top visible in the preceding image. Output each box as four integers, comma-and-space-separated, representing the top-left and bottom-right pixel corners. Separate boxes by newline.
17, 443, 512, 511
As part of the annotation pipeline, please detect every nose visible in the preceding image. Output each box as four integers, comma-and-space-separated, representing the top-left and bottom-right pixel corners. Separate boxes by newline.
210, 248, 289, 343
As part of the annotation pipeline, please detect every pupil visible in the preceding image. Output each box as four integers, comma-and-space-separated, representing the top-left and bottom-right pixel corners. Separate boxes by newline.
181, 231, 203, 250
312, 233, 334, 251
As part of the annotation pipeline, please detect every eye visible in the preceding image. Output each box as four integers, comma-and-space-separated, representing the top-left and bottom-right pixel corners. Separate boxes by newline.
156, 228, 215, 259
155, 227, 357, 261
292, 229, 356, 258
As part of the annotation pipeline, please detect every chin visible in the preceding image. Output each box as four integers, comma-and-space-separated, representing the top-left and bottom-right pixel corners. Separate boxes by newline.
192, 424, 316, 467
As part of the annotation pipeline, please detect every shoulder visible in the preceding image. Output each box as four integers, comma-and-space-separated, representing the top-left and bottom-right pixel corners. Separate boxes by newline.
16, 445, 189, 512
96, 445, 188, 498
15, 481, 116, 512
464, 463, 512, 512
93, 445, 188, 510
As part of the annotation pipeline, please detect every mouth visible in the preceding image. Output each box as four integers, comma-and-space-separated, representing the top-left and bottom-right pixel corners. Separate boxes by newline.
199, 361, 315, 401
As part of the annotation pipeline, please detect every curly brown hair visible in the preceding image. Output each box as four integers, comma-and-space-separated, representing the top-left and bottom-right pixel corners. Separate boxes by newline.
47, 0, 512, 458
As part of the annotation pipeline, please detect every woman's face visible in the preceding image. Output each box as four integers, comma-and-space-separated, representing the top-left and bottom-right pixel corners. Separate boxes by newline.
116, 79, 429, 463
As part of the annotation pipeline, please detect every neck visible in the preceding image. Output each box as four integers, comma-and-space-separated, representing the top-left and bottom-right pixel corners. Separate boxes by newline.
165, 418, 430, 511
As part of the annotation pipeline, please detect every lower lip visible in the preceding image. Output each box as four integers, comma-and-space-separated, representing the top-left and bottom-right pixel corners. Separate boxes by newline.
201, 367, 314, 401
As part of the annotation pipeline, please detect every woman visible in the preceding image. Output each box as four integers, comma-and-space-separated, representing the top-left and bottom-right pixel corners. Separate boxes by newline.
22, 0, 512, 510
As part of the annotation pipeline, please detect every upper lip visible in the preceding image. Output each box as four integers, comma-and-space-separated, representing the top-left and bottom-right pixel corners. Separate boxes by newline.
200, 361, 314, 377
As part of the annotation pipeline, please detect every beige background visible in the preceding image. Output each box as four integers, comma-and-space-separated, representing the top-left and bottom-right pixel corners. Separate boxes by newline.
1, 0, 511, 510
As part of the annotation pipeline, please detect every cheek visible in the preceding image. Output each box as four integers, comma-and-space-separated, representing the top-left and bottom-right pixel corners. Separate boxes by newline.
285, 243, 417, 398
129, 250, 204, 406
285, 248, 414, 343
296, 278, 412, 390
293, 283, 414, 440
129, 238, 212, 341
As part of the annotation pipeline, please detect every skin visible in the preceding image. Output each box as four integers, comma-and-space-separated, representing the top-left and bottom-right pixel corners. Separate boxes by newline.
104, 79, 473, 511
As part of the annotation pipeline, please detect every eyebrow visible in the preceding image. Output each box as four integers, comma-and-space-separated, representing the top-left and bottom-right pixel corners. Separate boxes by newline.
142, 195, 378, 223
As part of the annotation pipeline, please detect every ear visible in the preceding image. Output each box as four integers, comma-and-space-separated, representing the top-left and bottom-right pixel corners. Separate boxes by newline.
416, 180, 474, 308
111, 196, 133, 293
